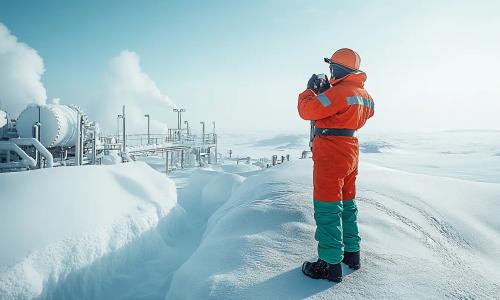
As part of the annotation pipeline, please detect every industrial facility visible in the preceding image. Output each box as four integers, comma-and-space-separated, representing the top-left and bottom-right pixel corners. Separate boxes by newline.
0, 104, 217, 173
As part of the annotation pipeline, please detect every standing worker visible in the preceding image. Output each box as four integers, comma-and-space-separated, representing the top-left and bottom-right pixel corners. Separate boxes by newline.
298, 48, 374, 282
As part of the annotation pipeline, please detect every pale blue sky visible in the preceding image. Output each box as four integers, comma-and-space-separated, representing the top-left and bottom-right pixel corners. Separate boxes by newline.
1, 0, 499, 134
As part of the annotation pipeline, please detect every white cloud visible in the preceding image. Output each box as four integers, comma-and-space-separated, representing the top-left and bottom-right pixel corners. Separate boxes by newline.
93, 50, 175, 134
0, 23, 47, 117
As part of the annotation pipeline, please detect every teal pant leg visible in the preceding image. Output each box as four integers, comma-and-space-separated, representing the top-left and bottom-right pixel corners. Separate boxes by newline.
313, 200, 344, 264
342, 199, 361, 252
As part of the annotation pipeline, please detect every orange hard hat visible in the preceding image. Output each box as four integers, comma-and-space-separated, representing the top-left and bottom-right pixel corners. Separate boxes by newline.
326, 48, 361, 70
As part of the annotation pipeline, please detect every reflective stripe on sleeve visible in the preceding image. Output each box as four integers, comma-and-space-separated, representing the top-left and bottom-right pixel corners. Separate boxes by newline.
317, 93, 331, 107
346, 96, 374, 109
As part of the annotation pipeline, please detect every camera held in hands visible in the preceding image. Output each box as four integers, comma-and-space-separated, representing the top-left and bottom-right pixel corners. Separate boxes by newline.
307, 73, 330, 94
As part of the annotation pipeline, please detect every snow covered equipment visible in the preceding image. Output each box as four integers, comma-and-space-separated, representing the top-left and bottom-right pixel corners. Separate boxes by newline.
343, 251, 361, 270
0, 110, 6, 129
302, 259, 342, 282
297, 48, 373, 272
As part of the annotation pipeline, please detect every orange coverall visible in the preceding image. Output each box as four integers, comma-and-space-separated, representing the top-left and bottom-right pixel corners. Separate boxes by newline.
298, 72, 374, 202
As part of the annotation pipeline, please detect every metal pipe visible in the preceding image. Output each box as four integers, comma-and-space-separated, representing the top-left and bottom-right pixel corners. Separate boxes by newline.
80, 116, 84, 164
173, 108, 185, 142
92, 127, 97, 165
9, 138, 53, 167
165, 151, 169, 174
181, 150, 184, 168
200, 121, 205, 145
144, 114, 150, 145
0, 142, 36, 168
116, 115, 121, 143
122, 105, 126, 154
75, 112, 81, 166
32, 123, 40, 167
214, 135, 218, 164
184, 120, 189, 136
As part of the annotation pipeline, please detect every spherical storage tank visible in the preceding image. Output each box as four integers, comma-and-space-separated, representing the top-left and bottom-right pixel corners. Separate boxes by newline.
16, 104, 80, 148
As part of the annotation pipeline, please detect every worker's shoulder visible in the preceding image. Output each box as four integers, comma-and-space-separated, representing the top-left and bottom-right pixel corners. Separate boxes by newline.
323, 83, 356, 98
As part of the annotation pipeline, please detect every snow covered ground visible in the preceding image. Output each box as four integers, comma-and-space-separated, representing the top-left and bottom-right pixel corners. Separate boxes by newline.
0, 162, 179, 299
1, 131, 499, 299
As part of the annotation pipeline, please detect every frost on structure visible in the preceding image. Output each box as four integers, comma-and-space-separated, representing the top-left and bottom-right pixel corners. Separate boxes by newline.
16, 104, 82, 148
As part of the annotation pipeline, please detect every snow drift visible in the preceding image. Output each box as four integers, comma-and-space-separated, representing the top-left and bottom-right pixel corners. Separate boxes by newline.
167, 159, 500, 299
0, 162, 177, 299
2, 147, 500, 299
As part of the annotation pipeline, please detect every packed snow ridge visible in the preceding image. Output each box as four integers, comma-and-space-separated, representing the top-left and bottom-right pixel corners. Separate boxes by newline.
1, 158, 500, 299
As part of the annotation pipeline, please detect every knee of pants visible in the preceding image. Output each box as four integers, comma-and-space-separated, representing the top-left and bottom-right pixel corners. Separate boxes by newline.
314, 200, 343, 215
342, 199, 357, 210
341, 199, 358, 220
341, 169, 358, 200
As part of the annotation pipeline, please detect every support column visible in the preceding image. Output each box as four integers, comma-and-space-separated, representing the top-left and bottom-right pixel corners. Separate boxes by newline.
165, 151, 169, 174
181, 150, 184, 168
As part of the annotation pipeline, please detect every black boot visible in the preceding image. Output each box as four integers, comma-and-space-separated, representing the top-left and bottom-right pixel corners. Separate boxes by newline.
342, 251, 360, 270
302, 259, 342, 282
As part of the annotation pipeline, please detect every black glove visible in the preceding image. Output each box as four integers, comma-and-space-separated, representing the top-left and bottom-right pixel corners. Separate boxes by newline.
307, 74, 319, 92
307, 74, 330, 94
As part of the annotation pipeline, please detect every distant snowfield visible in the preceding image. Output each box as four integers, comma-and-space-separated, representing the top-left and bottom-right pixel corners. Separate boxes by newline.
1, 131, 500, 299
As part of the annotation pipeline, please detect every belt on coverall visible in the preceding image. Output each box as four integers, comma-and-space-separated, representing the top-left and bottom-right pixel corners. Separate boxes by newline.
314, 128, 356, 137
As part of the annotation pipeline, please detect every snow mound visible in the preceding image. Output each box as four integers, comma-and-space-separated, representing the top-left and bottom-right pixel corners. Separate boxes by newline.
101, 149, 122, 165
166, 160, 500, 299
3, 152, 499, 299
359, 140, 395, 153
216, 164, 262, 175
252, 134, 308, 149
201, 173, 245, 214
0, 162, 177, 299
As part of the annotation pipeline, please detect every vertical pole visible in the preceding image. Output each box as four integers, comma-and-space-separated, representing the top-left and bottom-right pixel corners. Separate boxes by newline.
214, 134, 218, 164
122, 105, 126, 154
145, 114, 150, 145
75, 112, 81, 166
38, 105, 41, 146
116, 115, 120, 143
184, 121, 190, 137
170, 150, 174, 169
92, 127, 97, 165
178, 111, 181, 130
79, 115, 84, 164
200, 121, 205, 145
165, 151, 169, 174
32, 124, 40, 167
181, 150, 184, 168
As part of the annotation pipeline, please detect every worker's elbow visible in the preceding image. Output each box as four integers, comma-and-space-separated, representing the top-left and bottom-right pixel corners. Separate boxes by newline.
298, 109, 314, 121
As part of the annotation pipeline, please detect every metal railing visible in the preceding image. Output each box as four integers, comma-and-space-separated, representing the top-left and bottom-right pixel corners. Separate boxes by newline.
111, 133, 217, 147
